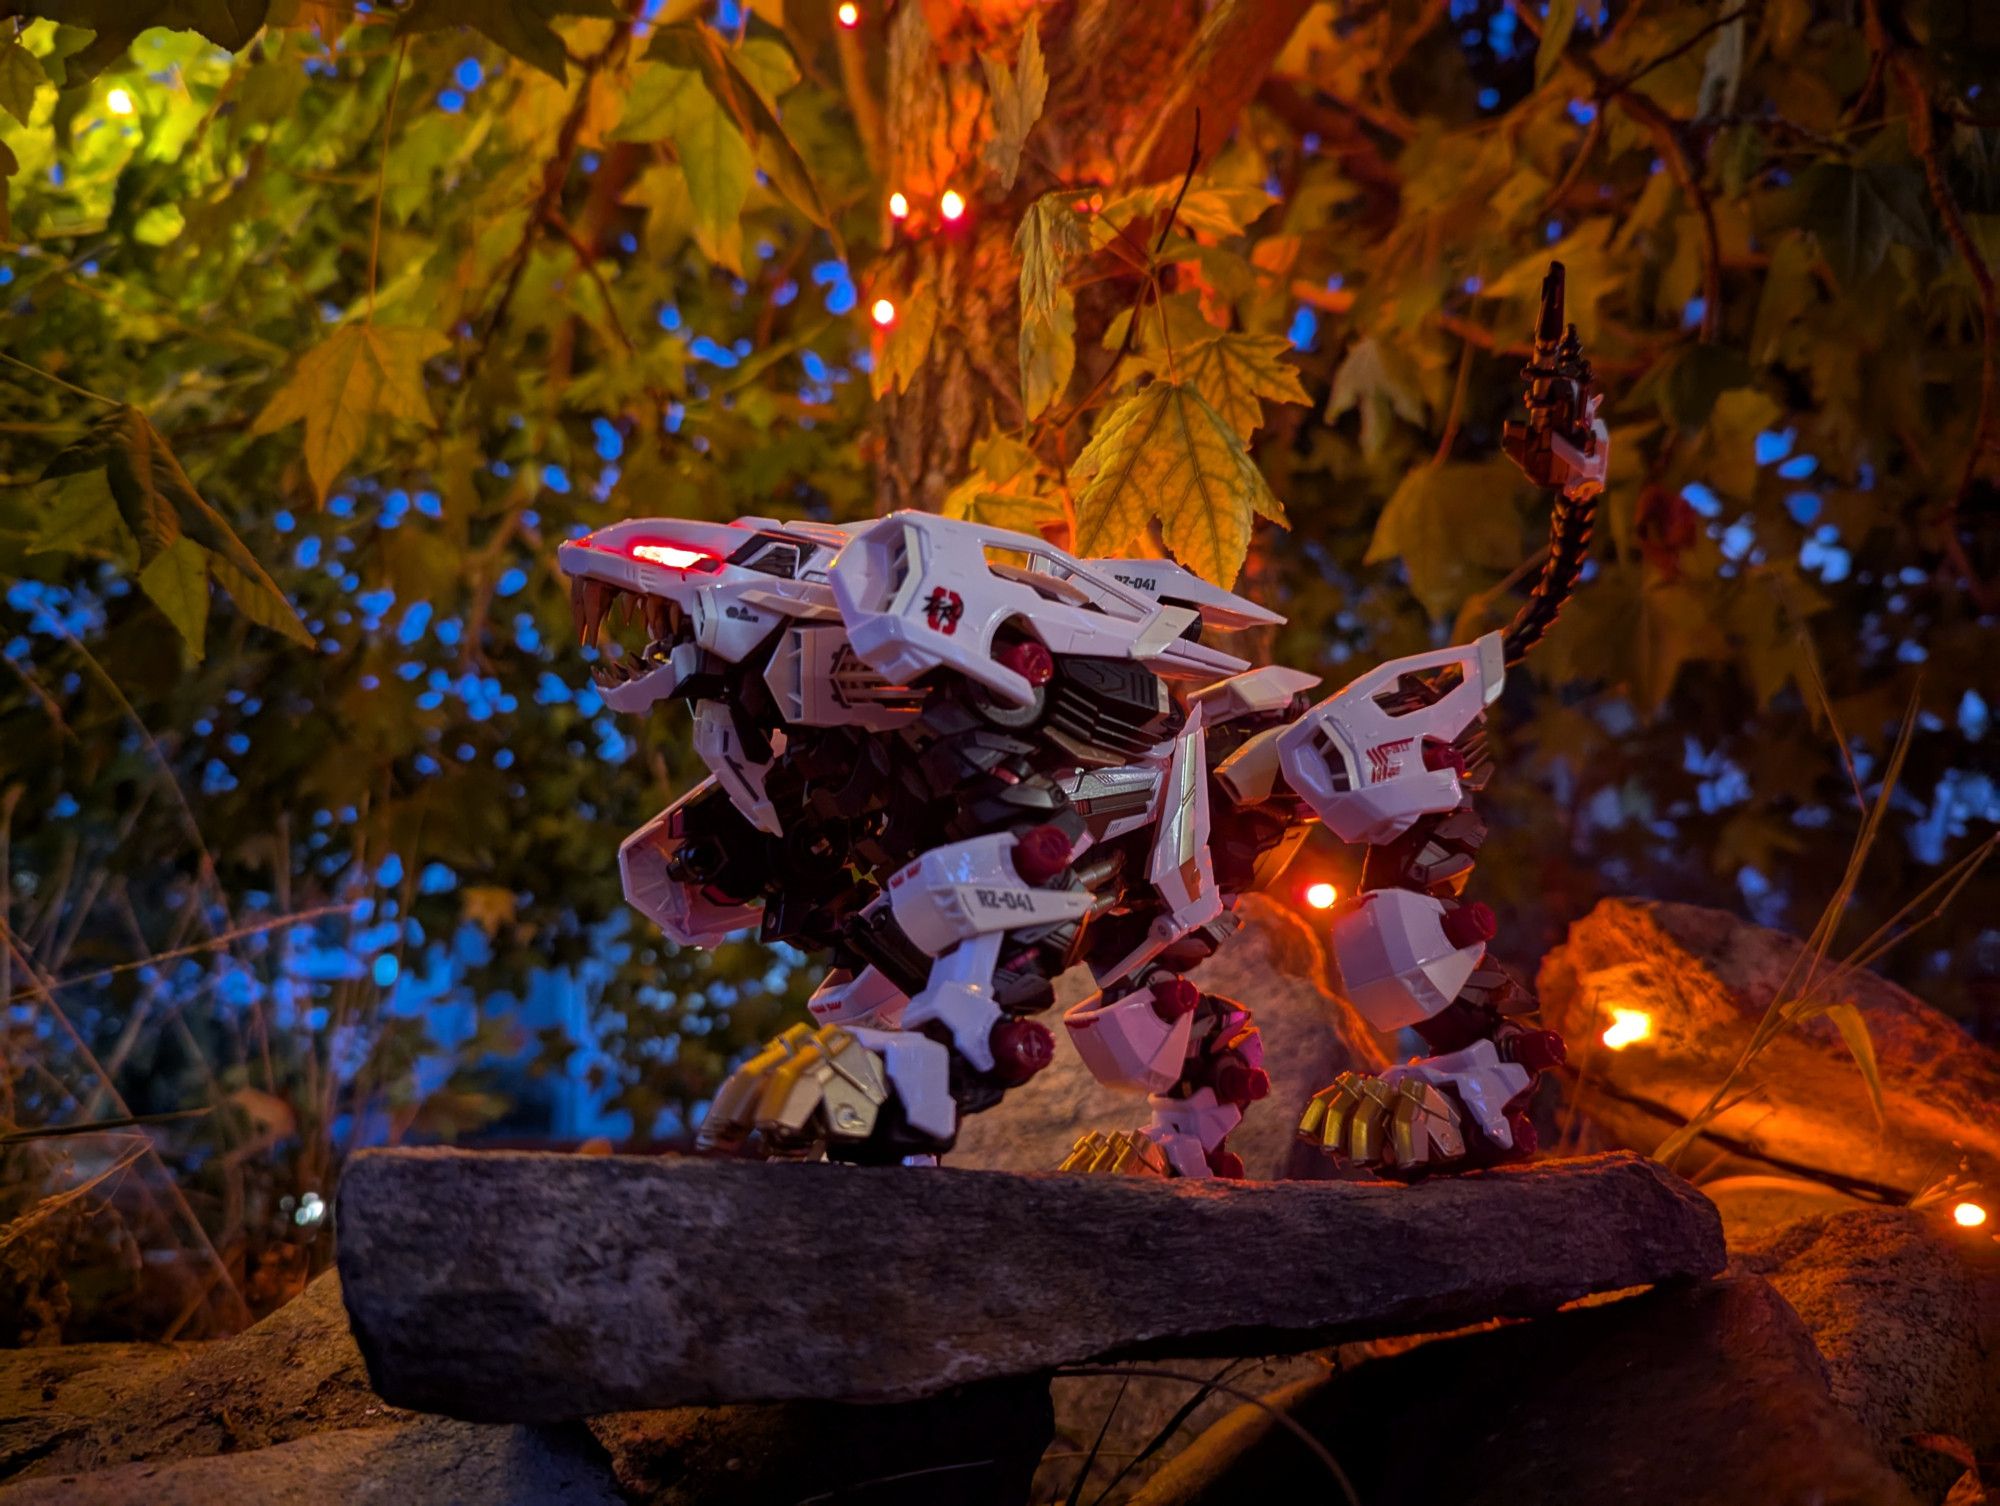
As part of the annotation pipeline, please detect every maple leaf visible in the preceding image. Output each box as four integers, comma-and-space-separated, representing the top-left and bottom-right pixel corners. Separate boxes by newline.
872, 265, 939, 398
1070, 381, 1286, 586
1136, 327, 1310, 440
1016, 194, 1089, 418
1327, 336, 1426, 458
399, 0, 622, 83
943, 432, 1066, 536
1364, 460, 1523, 620
42, 406, 315, 649
0, 38, 47, 128
980, 19, 1047, 193
139, 536, 211, 664
252, 325, 450, 506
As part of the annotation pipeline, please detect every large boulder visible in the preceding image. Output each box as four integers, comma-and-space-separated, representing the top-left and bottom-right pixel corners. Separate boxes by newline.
10, 1273, 409, 1480
1126, 1276, 1918, 1506
1537, 898, 2000, 1196
335, 1148, 1725, 1417
0, 1419, 621, 1506
1736, 1208, 2000, 1502
950, 896, 1389, 1179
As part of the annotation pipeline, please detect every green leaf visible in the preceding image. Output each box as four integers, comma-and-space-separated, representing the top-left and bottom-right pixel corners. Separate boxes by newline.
42, 407, 314, 649
1364, 461, 1522, 620
980, 18, 1046, 192
1705, 387, 1782, 498
252, 324, 450, 505
671, 81, 754, 270
1797, 161, 1932, 287
645, 26, 836, 243
139, 536, 210, 663
0, 38, 47, 128
1070, 381, 1286, 586
25, 1, 272, 78
399, 0, 622, 83
1536, 0, 1577, 85
612, 60, 709, 142
1327, 337, 1425, 458
1658, 343, 1752, 431
1136, 328, 1310, 440
1816, 1001, 1887, 1125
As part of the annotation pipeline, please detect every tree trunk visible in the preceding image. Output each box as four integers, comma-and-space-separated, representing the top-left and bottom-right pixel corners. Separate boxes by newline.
874, 0, 1314, 514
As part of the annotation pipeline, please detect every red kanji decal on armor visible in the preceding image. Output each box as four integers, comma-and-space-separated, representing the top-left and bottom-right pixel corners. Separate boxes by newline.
1366, 737, 1415, 783
924, 587, 964, 635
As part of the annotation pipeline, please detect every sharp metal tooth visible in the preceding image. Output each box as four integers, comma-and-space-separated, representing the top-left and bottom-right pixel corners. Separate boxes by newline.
620, 592, 639, 629
646, 597, 669, 641
582, 580, 612, 647
570, 576, 588, 645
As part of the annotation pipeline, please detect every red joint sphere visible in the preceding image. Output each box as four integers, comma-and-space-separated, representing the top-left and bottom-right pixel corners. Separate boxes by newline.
1012, 824, 1072, 885
1212, 1056, 1270, 1106
1149, 978, 1200, 1022
989, 1017, 1055, 1085
1207, 1148, 1246, 1180
1423, 738, 1467, 776
1441, 901, 1497, 949
997, 639, 1054, 686
1503, 1028, 1567, 1073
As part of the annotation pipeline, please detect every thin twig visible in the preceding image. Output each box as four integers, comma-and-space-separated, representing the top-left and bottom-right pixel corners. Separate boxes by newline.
0, 349, 120, 408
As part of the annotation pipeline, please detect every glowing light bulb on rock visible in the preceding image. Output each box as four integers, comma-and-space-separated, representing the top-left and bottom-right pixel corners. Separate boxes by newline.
1601, 1008, 1651, 1050
939, 189, 966, 222
871, 298, 896, 327
1304, 882, 1337, 911
1955, 1201, 1989, 1229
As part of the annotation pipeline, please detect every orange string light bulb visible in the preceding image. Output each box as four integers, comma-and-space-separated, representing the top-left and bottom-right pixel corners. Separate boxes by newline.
939, 189, 966, 222
870, 298, 896, 327
836, 2, 860, 28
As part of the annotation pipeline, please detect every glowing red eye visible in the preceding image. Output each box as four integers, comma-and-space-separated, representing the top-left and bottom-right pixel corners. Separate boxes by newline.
630, 542, 714, 569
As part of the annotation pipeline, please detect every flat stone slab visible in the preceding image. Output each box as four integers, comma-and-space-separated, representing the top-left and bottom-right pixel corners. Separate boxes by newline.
336, 1149, 1724, 1418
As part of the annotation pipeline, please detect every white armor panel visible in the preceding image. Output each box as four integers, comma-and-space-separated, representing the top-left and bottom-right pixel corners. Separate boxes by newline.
692, 701, 783, 837
827, 514, 1254, 710
1065, 985, 1197, 1095
763, 625, 921, 731
885, 832, 1095, 955
1382, 1040, 1531, 1149
806, 966, 907, 1027
1276, 632, 1506, 845
1144, 1087, 1243, 1177
1326, 886, 1487, 1031
617, 779, 761, 946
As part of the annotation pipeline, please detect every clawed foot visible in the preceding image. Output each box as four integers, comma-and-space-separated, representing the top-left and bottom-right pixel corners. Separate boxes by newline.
697, 1022, 891, 1156
1298, 1072, 1468, 1172
1058, 1129, 1173, 1178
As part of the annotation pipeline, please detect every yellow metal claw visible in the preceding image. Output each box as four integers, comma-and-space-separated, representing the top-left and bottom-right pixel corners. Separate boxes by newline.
1058, 1129, 1171, 1178
1300, 1071, 1467, 1170
696, 1023, 889, 1155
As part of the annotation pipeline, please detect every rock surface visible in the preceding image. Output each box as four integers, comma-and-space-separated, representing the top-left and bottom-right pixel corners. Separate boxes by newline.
0, 1419, 621, 1506
950, 897, 1389, 1179
1737, 1208, 2000, 1502
336, 1148, 1725, 1417
1127, 1276, 1918, 1506
0, 1343, 192, 1477
1538, 898, 2000, 1196
9, 1273, 409, 1480
588, 1374, 1054, 1506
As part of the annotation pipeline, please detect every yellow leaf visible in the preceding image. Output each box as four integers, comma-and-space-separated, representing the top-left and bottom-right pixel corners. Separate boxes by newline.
1327, 336, 1426, 458
873, 271, 938, 399
943, 431, 1065, 535
1817, 1001, 1887, 1125
461, 885, 518, 937
1137, 328, 1310, 440
253, 325, 450, 505
0, 36, 47, 127
1070, 382, 1285, 586
1015, 195, 1088, 418
138, 536, 209, 664
1365, 460, 1523, 620
980, 18, 1046, 192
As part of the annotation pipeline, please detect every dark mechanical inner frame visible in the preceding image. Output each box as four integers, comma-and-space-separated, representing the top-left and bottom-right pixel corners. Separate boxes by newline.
558, 262, 1607, 1180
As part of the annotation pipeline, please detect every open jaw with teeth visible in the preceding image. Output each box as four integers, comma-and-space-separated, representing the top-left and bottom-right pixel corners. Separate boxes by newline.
570, 576, 693, 714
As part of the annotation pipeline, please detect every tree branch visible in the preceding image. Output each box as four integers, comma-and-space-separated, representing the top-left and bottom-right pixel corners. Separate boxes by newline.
1130, 0, 1319, 184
